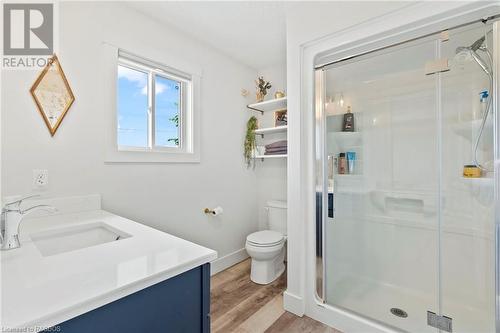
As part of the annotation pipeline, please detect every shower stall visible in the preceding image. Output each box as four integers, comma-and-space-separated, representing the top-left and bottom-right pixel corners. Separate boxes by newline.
314, 20, 497, 333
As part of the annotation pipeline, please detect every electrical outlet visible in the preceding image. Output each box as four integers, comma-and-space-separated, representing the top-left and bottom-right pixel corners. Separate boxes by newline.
33, 169, 48, 189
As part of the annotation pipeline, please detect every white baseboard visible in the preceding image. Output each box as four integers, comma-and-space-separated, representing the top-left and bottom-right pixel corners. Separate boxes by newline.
283, 290, 305, 316
210, 248, 249, 276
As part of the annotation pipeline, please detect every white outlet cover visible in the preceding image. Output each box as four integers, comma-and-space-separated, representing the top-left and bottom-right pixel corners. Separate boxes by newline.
33, 169, 49, 188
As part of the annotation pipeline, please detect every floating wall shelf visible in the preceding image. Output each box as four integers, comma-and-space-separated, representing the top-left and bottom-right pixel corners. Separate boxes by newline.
254, 125, 287, 137
247, 97, 287, 114
254, 154, 287, 161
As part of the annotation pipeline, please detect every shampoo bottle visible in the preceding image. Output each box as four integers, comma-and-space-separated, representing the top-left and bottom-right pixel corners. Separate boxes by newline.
338, 153, 347, 174
342, 106, 355, 132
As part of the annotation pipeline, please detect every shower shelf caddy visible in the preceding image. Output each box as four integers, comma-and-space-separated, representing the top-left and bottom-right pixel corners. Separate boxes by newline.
247, 97, 288, 161
328, 112, 363, 178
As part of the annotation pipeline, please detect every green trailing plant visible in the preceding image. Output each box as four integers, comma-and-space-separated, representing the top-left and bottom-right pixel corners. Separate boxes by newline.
244, 116, 258, 168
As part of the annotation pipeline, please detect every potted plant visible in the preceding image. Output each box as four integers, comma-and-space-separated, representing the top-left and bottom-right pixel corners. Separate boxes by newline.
244, 116, 258, 167
255, 76, 272, 102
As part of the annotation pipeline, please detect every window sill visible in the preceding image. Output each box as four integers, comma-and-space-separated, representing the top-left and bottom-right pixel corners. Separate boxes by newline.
105, 149, 200, 164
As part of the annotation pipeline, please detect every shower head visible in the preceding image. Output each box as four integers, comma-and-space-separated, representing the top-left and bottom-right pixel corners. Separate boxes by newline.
455, 36, 486, 54
470, 36, 485, 51
454, 36, 491, 77
454, 46, 473, 63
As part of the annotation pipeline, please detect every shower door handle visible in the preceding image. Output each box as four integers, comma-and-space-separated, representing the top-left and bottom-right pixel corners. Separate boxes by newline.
328, 192, 334, 218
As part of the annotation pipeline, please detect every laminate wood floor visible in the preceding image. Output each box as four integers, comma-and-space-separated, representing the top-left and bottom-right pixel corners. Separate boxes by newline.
211, 259, 341, 333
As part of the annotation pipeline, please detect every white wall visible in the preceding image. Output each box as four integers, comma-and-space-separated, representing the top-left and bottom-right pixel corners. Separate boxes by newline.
255, 63, 287, 229
1, 2, 260, 271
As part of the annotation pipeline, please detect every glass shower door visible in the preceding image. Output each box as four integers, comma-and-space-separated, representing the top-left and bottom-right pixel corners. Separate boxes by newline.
440, 23, 495, 333
317, 21, 497, 333
321, 37, 440, 332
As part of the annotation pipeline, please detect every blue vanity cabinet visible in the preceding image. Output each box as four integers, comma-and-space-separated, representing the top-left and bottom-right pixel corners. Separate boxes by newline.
44, 263, 211, 333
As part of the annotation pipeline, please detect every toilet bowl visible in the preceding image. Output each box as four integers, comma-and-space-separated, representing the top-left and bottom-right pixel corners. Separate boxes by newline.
245, 200, 287, 285
246, 230, 286, 284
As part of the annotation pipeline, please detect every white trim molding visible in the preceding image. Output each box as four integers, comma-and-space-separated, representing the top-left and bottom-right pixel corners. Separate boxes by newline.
210, 248, 249, 276
283, 291, 305, 316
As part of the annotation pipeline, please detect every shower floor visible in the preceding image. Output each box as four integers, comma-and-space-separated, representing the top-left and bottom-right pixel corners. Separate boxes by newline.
327, 275, 493, 333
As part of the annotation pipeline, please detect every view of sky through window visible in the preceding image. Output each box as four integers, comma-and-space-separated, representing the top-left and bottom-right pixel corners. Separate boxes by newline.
117, 65, 148, 147
117, 64, 180, 148
155, 75, 180, 147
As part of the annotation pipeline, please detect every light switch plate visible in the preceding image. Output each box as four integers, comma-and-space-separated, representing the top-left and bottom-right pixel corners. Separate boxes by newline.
33, 169, 48, 189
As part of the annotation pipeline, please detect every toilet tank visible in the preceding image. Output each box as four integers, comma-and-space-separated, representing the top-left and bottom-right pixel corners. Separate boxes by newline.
267, 200, 287, 235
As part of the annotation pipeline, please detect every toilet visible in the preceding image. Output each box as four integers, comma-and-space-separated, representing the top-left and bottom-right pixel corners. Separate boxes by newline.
245, 200, 287, 284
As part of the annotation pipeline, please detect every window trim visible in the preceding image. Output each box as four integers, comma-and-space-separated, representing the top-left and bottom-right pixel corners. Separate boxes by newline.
103, 43, 201, 164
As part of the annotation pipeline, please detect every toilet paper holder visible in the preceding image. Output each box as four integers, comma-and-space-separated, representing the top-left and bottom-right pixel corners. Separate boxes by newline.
204, 207, 223, 216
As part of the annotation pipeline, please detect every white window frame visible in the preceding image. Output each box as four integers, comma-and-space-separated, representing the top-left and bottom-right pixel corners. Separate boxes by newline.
103, 45, 201, 163
117, 53, 190, 153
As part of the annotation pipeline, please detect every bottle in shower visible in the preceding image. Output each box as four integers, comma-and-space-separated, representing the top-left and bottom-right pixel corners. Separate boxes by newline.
338, 153, 347, 174
346, 151, 356, 174
342, 106, 355, 132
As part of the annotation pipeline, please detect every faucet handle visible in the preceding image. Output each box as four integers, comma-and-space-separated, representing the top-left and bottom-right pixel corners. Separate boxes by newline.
4, 194, 40, 208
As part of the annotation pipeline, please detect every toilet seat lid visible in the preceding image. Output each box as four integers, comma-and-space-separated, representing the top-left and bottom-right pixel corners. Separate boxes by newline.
247, 230, 284, 246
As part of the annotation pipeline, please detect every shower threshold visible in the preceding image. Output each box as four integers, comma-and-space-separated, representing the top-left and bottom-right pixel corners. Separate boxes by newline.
327, 275, 492, 333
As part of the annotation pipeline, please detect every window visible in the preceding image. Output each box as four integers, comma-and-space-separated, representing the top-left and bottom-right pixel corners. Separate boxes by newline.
117, 51, 193, 153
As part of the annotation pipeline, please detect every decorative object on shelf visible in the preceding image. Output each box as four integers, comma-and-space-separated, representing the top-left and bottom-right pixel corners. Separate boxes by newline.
274, 90, 285, 99
30, 54, 75, 136
342, 105, 354, 132
244, 116, 258, 167
274, 110, 287, 127
255, 76, 272, 102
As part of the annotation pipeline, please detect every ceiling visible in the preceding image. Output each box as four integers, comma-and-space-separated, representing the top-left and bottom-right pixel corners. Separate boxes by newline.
126, 1, 287, 70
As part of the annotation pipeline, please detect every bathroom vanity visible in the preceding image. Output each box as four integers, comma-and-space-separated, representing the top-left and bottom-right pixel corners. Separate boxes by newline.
1, 195, 217, 333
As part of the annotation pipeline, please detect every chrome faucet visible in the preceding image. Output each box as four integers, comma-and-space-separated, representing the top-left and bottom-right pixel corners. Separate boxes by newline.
1, 195, 57, 250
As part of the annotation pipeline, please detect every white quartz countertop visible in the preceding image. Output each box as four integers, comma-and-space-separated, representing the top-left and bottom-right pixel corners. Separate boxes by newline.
1, 209, 217, 331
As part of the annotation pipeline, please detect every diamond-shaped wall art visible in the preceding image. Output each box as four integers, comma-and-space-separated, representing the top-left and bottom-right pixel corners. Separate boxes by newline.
30, 54, 75, 136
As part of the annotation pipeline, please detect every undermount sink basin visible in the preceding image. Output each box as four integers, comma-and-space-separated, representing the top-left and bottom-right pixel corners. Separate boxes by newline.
31, 222, 131, 257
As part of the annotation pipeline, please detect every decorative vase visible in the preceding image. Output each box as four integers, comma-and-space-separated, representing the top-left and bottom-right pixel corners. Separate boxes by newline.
275, 91, 285, 99
256, 91, 265, 103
